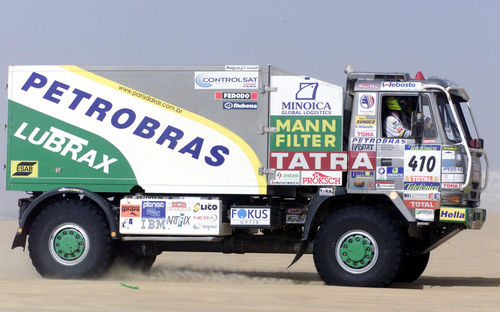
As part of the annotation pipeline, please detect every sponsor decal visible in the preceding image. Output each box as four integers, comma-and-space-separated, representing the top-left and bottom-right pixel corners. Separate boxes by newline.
404, 191, 440, 201
10, 160, 38, 177
286, 214, 306, 224
121, 204, 141, 217
404, 200, 440, 209
194, 71, 258, 89
230, 208, 271, 226
404, 176, 439, 182
357, 84, 379, 89
355, 130, 376, 137
192, 214, 218, 222
404, 182, 440, 191
222, 101, 258, 110
355, 116, 376, 128
351, 180, 375, 189
404, 145, 441, 185
442, 146, 459, 151
121, 218, 134, 229
141, 201, 166, 219
439, 207, 466, 222
270, 170, 300, 185
270, 116, 341, 151
380, 81, 422, 91
358, 93, 377, 115
442, 183, 460, 189
319, 187, 335, 196
377, 166, 404, 180
351, 143, 376, 151
140, 213, 191, 229
442, 150, 455, 160
442, 159, 455, 167
215, 92, 258, 100
269, 151, 347, 171
18, 72, 233, 171
224, 65, 259, 71
348, 151, 376, 171
353, 137, 407, 145
14, 123, 118, 174
301, 171, 342, 185
167, 201, 190, 212
415, 209, 435, 222
442, 167, 463, 174
350, 171, 374, 179
193, 203, 219, 212
376, 181, 395, 189
270, 76, 343, 117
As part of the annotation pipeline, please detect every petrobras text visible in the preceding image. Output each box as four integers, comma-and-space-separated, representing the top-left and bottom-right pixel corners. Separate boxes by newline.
19, 71, 230, 168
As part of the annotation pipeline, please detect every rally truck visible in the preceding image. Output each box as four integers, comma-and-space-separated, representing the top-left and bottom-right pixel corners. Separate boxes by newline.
6, 65, 488, 287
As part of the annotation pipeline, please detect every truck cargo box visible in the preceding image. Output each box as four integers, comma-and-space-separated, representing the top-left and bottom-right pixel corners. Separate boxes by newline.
7, 65, 343, 195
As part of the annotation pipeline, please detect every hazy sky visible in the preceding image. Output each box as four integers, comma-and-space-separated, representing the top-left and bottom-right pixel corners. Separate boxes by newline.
1, 0, 499, 217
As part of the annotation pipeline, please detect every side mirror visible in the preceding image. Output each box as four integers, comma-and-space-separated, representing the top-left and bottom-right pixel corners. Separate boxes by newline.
413, 112, 424, 144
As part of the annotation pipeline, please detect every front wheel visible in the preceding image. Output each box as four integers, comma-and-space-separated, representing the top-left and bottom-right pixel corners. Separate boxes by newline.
28, 199, 114, 278
395, 252, 430, 283
313, 206, 402, 287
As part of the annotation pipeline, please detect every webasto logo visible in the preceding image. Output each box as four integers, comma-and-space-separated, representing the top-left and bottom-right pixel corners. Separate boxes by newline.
382, 82, 418, 89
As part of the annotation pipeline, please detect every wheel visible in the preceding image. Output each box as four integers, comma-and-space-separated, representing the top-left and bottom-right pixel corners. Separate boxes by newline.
28, 199, 114, 278
395, 252, 430, 283
113, 253, 157, 272
313, 206, 402, 287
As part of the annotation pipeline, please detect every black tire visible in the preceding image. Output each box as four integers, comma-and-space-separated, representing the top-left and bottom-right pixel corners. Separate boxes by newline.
313, 206, 402, 287
28, 199, 114, 278
113, 254, 157, 272
395, 252, 430, 283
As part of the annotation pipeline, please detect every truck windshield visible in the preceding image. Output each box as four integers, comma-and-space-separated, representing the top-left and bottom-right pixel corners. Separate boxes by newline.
436, 92, 478, 144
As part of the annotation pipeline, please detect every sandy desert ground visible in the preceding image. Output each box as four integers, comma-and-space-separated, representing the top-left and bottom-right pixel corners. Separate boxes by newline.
0, 215, 499, 312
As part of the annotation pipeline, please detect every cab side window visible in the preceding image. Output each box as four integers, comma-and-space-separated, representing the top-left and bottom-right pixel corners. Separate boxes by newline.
381, 95, 417, 138
422, 96, 437, 139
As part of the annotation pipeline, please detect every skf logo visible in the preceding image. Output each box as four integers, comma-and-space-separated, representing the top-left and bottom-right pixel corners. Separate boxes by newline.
11, 161, 38, 177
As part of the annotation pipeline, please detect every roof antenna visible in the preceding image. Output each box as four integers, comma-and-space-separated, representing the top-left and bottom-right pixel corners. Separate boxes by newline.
344, 64, 354, 74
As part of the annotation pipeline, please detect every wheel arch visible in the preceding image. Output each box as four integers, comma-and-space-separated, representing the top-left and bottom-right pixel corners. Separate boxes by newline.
12, 188, 119, 249
290, 192, 413, 267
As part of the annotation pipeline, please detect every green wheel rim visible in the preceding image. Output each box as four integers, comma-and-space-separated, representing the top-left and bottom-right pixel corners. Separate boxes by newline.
339, 234, 374, 269
49, 223, 90, 266
335, 230, 379, 274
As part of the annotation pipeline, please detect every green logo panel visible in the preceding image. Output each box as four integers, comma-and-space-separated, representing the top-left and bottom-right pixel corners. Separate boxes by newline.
6, 100, 137, 192
270, 116, 342, 151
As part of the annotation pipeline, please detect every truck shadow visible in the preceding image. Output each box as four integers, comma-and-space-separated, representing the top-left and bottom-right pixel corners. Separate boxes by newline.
393, 276, 500, 289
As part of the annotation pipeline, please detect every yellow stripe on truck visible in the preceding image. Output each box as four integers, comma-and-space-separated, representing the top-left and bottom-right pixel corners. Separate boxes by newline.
61, 65, 267, 194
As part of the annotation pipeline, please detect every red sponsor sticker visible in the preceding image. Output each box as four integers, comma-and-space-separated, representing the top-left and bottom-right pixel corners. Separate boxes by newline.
301, 171, 342, 185
348, 151, 375, 171
442, 183, 460, 189
358, 84, 379, 89
121, 204, 141, 217
404, 200, 440, 209
269, 152, 347, 171
406, 176, 437, 182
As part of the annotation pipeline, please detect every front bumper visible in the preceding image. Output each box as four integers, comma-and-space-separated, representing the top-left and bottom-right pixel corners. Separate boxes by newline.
439, 207, 486, 229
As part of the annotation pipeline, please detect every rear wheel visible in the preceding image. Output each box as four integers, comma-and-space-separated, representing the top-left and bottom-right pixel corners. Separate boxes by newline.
395, 252, 430, 282
28, 199, 114, 278
313, 206, 402, 287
